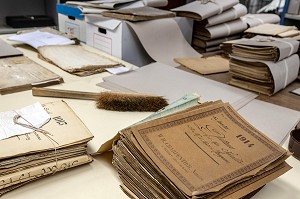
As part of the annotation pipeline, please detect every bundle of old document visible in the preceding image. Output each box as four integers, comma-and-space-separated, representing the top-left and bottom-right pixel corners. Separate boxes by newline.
243, 23, 300, 38
0, 101, 93, 195
112, 100, 292, 198
191, 3, 248, 54
227, 36, 300, 95
0, 38, 63, 95
101, 6, 175, 21
37, 45, 121, 76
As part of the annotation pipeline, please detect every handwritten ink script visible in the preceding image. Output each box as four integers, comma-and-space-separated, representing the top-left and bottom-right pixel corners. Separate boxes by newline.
131, 102, 286, 195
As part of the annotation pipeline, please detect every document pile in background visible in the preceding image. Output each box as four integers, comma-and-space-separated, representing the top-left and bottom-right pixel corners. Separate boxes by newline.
0, 101, 93, 196
243, 23, 300, 39
0, 38, 63, 95
226, 35, 300, 95
101, 6, 176, 21
112, 100, 291, 198
37, 45, 121, 76
171, 1, 246, 55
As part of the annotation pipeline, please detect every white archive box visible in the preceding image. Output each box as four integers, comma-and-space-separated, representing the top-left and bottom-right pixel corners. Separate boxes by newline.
57, 4, 87, 42
85, 15, 193, 67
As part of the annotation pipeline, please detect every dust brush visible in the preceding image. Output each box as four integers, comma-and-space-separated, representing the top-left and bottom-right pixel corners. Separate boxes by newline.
32, 87, 168, 112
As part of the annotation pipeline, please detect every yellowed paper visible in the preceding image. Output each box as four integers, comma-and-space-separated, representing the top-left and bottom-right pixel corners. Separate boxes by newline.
0, 56, 63, 94
38, 45, 120, 76
174, 56, 229, 74
0, 100, 93, 159
130, 102, 287, 196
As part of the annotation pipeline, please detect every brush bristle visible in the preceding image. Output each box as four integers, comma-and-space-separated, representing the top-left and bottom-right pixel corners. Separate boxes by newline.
96, 92, 168, 112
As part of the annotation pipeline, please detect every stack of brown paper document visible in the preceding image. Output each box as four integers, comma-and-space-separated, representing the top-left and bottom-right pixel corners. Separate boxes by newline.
231, 35, 299, 62
0, 101, 94, 196
112, 100, 291, 198
229, 55, 299, 95
0, 56, 63, 95
227, 36, 300, 95
37, 45, 121, 76
186, 3, 248, 55
244, 23, 299, 38
171, 0, 239, 21
101, 6, 176, 21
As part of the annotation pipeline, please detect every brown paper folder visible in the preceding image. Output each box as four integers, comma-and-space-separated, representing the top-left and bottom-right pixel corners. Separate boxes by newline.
193, 19, 247, 40
0, 56, 63, 95
174, 55, 229, 74
229, 54, 300, 95
231, 36, 299, 62
37, 45, 121, 76
171, 0, 239, 21
112, 100, 291, 198
101, 6, 176, 21
0, 101, 93, 195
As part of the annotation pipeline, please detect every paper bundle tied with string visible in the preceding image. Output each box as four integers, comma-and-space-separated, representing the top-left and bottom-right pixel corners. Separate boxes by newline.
0, 100, 93, 196
227, 36, 300, 95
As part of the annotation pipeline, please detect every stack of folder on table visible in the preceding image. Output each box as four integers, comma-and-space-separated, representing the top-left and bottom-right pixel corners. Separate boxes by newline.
0, 38, 63, 95
0, 101, 93, 196
241, 14, 280, 28
243, 23, 300, 39
227, 35, 300, 95
112, 100, 292, 198
172, 1, 248, 55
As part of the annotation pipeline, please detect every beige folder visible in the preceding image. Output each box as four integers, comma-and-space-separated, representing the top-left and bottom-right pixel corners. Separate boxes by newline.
171, 0, 239, 21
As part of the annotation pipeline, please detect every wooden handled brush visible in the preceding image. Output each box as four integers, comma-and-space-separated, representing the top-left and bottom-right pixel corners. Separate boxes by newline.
32, 87, 168, 112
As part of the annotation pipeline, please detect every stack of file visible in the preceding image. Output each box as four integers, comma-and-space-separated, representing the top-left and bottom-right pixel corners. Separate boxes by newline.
172, 1, 248, 54
112, 100, 292, 198
243, 23, 300, 39
241, 14, 280, 28
227, 35, 300, 95
0, 101, 93, 196
0, 38, 63, 95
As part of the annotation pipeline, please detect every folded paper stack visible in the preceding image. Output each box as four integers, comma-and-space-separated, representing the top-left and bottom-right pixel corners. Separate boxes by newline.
172, 1, 248, 55
227, 36, 300, 95
244, 23, 300, 38
101, 6, 176, 21
241, 14, 280, 28
112, 100, 292, 198
0, 101, 94, 196
37, 45, 121, 76
172, 1, 285, 55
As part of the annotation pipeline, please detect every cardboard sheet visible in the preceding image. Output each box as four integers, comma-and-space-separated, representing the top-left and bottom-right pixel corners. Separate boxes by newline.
98, 62, 257, 110
126, 18, 201, 67
238, 99, 300, 145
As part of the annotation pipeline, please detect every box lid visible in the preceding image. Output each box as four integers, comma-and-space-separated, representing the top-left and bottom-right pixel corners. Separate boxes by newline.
57, 3, 84, 20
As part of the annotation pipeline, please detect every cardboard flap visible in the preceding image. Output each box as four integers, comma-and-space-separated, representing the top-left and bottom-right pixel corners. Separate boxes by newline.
85, 14, 122, 30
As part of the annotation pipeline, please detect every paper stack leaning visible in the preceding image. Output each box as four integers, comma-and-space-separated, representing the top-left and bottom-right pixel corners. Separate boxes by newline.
112, 100, 292, 198
0, 101, 93, 196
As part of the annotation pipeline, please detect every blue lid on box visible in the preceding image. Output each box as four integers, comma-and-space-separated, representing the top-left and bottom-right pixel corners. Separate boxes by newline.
57, 4, 84, 19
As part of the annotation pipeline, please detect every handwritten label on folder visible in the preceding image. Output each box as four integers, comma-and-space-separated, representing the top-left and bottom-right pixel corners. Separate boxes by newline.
130, 102, 286, 195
